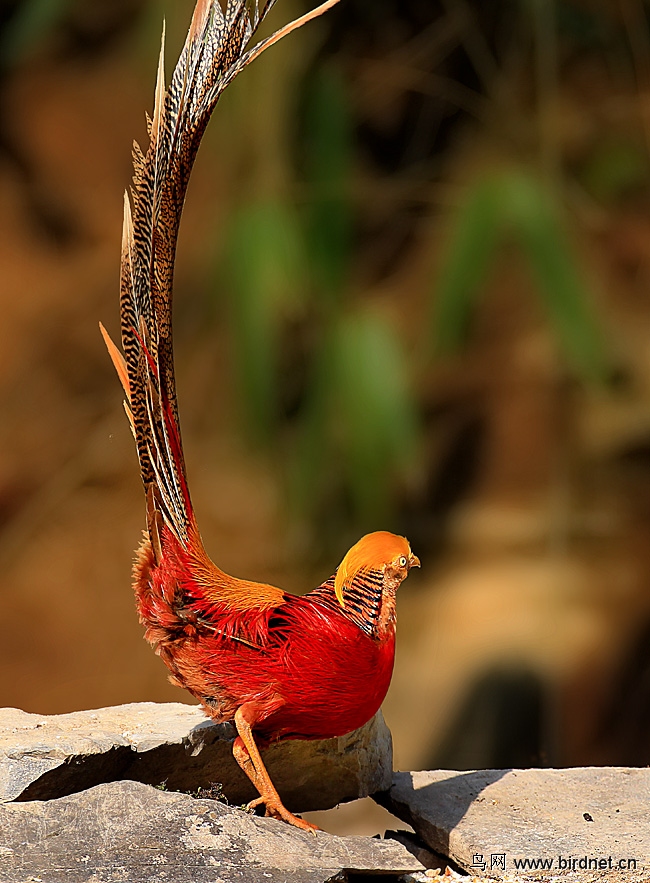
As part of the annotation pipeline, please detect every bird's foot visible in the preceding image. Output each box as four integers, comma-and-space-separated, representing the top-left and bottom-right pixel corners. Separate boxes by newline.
246, 796, 320, 832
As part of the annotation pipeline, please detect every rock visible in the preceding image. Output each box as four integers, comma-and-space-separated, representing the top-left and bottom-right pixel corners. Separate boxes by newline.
385, 829, 448, 873
0, 779, 425, 883
380, 768, 650, 881
0, 702, 392, 812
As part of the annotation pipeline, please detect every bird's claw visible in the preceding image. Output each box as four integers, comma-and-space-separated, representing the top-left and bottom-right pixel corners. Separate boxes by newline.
245, 797, 320, 833
246, 797, 265, 812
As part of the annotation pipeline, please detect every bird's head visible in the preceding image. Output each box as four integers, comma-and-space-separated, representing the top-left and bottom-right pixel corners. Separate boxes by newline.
334, 530, 420, 607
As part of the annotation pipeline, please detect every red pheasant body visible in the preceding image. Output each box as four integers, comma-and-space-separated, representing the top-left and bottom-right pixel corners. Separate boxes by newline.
134, 527, 397, 744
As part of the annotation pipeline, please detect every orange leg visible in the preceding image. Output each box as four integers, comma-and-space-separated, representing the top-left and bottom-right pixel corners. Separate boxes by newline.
233, 704, 319, 832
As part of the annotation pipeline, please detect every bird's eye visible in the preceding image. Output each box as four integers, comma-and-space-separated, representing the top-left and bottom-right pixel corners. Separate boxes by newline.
399, 556, 407, 567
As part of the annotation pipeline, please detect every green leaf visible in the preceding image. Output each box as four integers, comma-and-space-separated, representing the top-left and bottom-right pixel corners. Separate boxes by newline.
581, 139, 648, 204
431, 169, 609, 383
292, 311, 418, 525
501, 171, 608, 382
224, 200, 305, 439
432, 175, 502, 354
335, 311, 418, 520
291, 332, 334, 516
303, 64, 353, 302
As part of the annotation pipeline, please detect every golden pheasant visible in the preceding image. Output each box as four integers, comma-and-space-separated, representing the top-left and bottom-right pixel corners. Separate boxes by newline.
101, 0, 419, 831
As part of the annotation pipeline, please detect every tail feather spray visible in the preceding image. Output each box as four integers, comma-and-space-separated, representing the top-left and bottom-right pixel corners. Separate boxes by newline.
102, 0, 340, 562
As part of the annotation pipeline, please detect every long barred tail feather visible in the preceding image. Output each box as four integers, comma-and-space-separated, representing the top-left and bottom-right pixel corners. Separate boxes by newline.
102, 0, 339, 556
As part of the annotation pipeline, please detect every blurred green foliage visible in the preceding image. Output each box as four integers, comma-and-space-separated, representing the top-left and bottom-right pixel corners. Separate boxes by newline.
303, 65, 353, 303
220, 63, 419, 530
432, 170, 610, 383
581, 140, 649, 204
215, 1, 620, 537
294, 310, 418, 525
3, 0, 620, 539
225, 200, 306, 441
328, 311, 418, 520
222, 155, 611, 529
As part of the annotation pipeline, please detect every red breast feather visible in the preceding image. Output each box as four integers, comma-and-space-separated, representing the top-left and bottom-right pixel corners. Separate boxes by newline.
256, 593, 395, 742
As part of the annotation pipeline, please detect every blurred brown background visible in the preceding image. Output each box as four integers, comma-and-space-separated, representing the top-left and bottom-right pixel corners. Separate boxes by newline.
3, 0, 650, 832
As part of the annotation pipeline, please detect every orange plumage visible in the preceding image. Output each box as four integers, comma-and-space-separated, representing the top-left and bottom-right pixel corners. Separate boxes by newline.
102, 0, 418, 831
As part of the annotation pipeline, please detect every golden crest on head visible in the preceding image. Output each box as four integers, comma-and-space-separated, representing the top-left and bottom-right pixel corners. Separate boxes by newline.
334, 531, 413, 606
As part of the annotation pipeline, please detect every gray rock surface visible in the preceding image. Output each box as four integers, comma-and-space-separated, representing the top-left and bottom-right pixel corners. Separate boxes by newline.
0, 779, 425, 883
0, 702, 392, 811
381, 768, 650, 881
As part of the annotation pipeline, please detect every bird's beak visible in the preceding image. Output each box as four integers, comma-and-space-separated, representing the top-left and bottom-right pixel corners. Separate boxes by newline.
408, 553, 420, 569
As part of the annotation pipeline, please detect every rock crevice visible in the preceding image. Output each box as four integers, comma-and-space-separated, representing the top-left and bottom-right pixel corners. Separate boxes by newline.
0, 702, 392, 810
